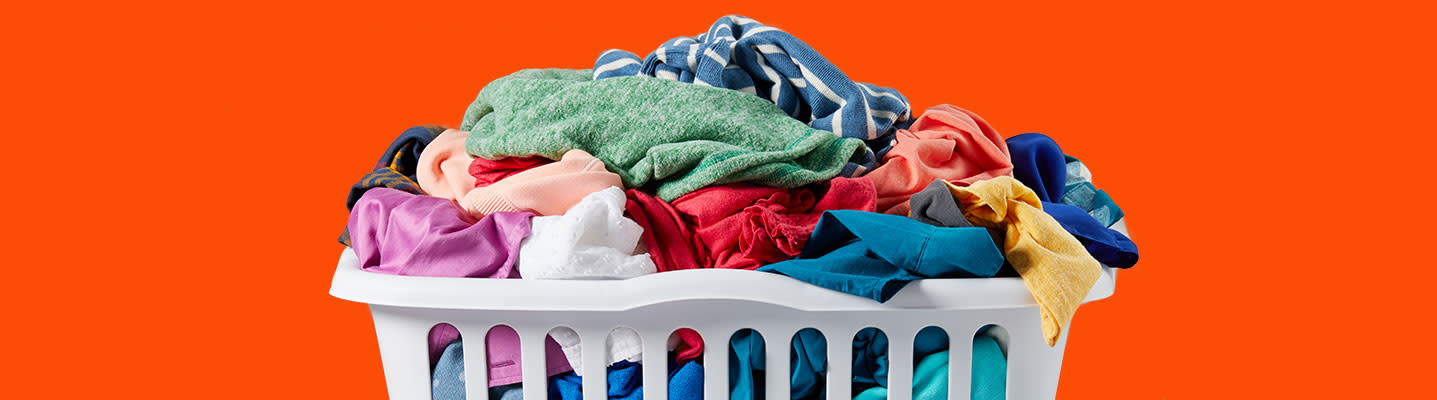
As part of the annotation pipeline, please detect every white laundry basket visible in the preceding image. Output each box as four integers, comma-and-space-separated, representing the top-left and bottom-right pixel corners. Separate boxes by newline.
330, 249, 1117, 400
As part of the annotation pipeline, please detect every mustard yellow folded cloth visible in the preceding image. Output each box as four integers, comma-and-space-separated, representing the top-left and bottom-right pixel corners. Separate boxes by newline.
944, 176, 1101, 346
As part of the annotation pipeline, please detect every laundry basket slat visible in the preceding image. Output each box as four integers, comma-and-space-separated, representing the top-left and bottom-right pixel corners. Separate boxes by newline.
332, 248, 1117, 400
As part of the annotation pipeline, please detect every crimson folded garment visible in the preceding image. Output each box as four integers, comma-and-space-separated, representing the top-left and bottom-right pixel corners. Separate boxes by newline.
670, 177, 878, 270
624, 189, 707, 272
469, 155, 554, 188
866, 105, 1013, 216
348, 188, 532, 278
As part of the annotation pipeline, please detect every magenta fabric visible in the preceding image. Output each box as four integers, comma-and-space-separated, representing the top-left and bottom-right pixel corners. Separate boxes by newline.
670, 177, 878, 270
468, 155, 554, 187
624, 189, 707, 272
427, 324, 575, 387
347, 188, 532, 278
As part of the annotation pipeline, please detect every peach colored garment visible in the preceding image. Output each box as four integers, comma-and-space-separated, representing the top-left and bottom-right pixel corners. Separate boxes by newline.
415, 129, 477, 200
866, 105, 1012, 215
460, 149, 623, 217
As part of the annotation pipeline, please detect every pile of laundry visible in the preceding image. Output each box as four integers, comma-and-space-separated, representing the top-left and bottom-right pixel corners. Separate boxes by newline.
339, 15, 1138, 400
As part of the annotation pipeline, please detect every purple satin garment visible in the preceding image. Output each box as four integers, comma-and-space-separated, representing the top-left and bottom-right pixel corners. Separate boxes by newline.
348, 188, 532, 278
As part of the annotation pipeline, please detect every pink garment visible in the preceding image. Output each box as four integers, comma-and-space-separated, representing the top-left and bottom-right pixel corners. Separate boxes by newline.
470, 156, 554, 187
415, 129, 478, 200
460, 149, 623, 217
671, 177, 877, 270
625, 189, 707, 272
428, 324, 574, 388
865, 105, 1012, 215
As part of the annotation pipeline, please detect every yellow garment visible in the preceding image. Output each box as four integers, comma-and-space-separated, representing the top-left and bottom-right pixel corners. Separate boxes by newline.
944, 176, 1101, 346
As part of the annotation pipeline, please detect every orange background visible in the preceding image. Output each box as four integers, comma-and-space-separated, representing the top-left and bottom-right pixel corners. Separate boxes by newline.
3, 0, 1433, 398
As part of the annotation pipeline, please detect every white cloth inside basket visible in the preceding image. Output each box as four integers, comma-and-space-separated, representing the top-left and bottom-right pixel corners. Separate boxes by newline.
548, 327, 643, 375
518, 187, 657, 279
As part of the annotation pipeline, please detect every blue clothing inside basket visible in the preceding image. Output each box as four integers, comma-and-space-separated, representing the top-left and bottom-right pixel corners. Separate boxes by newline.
1005, 133, 1069, 203
727, 329, 830, 400
549, 360, 644, 400
1063, 155, 1125, 227
852, 335, 1006, 400
1044, 202, 1139, 269
432, 340, 705, 400
1009, 134, 1128, 226
729, 327, 1004, 400
757, 210, 1004, 302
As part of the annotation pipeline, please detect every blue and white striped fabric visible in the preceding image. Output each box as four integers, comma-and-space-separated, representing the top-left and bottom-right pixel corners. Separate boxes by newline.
593, 15, 912, 175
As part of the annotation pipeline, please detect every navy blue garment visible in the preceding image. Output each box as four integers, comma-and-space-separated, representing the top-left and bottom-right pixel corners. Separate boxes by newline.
340, 125, 446, 245
758, 210, 1005, 302
592, 15, 912, 175
1044, 202, 1139, 269
1005, 133, 1068, 202
1008, 133, 1140, 268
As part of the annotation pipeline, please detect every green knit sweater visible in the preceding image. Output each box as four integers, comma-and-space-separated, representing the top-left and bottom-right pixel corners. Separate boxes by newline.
461, 68, 865, 201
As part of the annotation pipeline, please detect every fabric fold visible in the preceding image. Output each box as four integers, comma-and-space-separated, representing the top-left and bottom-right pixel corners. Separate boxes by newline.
461, 68, 867, 201
518, 187, 656, 279
942, 176, 1102, 346
459, 149, 622, 217
867, 105, 1013, 215
347, 188, 532, 278
757, 210, 1005, 302
591, 15, 911, 173
416, 129, 478, 201
671, 177, 878, 270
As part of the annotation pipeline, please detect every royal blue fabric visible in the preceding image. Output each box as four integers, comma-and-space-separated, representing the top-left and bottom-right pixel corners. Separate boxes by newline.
758, 210, 1004, 302
549, 361, 643, 400
432, 344, 705, 400
1044, 202, 1139, 268
592, 15, 911, 175
668, 360, 705, 400
1005, 132, 1068, 203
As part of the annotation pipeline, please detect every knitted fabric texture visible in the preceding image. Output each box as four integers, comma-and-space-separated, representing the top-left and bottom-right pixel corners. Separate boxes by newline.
591, 15, 912, 174
461, 68, 866, 201
944, 176, 1101, 346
